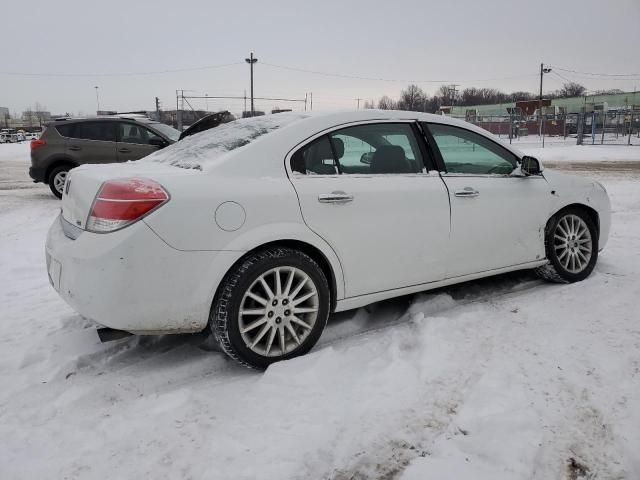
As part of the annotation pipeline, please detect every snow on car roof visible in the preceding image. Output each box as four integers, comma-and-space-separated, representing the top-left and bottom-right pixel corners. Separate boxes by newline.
143, 112, 310, 170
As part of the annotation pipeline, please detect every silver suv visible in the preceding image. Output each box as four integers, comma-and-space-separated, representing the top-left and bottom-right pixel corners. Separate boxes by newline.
29, 116, 180, 197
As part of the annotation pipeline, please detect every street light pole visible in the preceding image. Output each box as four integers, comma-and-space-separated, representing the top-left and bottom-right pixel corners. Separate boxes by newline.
539, 63, 551, 147
245, 52, 258, 116
94, 86, 100, 114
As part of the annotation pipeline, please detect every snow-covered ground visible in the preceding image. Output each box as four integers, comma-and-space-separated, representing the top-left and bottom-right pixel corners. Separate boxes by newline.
0, 142, 30, 163
1, 144, 639, 479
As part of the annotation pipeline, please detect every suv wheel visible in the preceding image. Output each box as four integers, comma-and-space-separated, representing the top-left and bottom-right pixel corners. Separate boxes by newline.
48, 166, 70, 198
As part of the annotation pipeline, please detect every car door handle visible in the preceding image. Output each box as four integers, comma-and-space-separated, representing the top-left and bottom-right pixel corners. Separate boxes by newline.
318, 191, 354, 204
118, 148, 131, 153
454, 188, 480, 198
68, 145, 81, 151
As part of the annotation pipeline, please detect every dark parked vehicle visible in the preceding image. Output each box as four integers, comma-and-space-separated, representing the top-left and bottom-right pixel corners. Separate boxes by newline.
29, 116, 180, 198
179, 111, 235, 140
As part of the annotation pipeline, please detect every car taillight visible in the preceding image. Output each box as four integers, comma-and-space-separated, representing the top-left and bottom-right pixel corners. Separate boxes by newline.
86, 178, 169, 233
31, 139, 46, 150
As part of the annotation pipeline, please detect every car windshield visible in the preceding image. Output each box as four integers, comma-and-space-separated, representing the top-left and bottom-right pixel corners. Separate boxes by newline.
143, 113, 309, 170
148, 122, 181, 142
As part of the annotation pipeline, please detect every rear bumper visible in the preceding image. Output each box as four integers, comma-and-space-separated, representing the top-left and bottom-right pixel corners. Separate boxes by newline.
29, 165, 46, 183
45, 214, 238, 333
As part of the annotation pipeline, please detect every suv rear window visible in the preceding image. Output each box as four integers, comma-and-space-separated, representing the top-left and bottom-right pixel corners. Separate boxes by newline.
55, 122, 116, 142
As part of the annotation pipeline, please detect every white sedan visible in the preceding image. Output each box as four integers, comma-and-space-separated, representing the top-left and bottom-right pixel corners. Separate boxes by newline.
46, 111, 611, 368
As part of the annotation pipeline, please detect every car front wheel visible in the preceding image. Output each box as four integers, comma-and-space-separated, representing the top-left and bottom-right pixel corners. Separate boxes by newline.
211, 247, 330, 369
536, 208, 598, 283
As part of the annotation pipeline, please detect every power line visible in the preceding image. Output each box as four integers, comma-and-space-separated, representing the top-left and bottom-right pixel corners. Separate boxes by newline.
0, 62, 243, 78
259, 61, 537, 84
550, 65, 640, 78
551, 70, 575, 84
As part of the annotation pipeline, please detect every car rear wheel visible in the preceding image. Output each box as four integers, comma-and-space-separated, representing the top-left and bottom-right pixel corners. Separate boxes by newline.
210, 247, 330, 369
536, 208, 598, 283
48, 166, 70, 199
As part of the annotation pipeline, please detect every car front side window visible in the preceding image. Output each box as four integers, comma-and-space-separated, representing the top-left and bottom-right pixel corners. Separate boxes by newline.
119, 123, 161, 145
426, 123, 517, 175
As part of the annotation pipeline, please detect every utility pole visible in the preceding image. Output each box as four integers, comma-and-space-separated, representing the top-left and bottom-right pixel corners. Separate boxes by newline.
155, 96, 160, 121
356, 98, 362, 110
245, 52, 258, 116
449, 84, 459, 112
176, 90, 183, 131
539, 63, 552, 147
310, 92, 313, 111
94, 86, 100, 114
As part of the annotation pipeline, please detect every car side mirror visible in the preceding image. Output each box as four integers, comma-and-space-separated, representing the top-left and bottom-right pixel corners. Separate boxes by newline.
520, 156, 543, 176
149, 137, 167, 148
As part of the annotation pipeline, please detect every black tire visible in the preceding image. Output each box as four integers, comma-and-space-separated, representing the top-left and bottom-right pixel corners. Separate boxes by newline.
210, 247, 330, 369
48, 165, 70, 199
535, 208, 598, 283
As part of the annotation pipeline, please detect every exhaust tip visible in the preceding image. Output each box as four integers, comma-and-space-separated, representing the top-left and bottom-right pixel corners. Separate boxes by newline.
97, 327, 133, 343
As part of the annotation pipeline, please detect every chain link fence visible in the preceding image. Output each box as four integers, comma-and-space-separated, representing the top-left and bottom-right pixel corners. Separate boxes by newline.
452, 108, 640, 146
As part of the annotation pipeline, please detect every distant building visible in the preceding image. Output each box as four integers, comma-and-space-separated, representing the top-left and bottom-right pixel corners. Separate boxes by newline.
0, 107, 9, 127
22, 110, 51, 127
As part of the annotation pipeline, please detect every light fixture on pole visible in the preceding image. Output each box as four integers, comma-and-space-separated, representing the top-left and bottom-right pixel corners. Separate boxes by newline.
245, 52, 258, 116
539, 64, 552, 147
94, 86, 100, 114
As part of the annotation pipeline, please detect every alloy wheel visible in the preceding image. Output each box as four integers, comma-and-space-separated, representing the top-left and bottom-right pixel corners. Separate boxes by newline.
53, 171, 67, 194
553, 214, 593, 274
239, 266, 319, 357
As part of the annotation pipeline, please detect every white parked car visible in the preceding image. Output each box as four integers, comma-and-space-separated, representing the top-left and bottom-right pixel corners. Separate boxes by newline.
24, 132, 40, 141
46, 111, 611, 368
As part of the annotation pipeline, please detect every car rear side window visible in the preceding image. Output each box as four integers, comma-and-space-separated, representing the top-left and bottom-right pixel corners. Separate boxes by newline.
291, 136, 338, 175
291, 123, 426, 175
58, 122, 116, 142
55, 124, 74, 138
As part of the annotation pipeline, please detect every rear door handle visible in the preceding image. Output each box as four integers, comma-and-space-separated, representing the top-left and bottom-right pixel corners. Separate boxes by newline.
454, 187, 479, 198
318, 191, 354, 204
68, 145, 81, 151
118, 148, 131, 153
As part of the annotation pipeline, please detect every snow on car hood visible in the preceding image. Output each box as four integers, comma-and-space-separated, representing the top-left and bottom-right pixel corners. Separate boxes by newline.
142, 113, 309, 171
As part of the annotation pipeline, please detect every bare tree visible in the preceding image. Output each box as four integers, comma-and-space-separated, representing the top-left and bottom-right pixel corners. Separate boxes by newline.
397, 85, 427, 111
378, 95, 397, 110
558, 82, 586, 98
363, 99, 376, 109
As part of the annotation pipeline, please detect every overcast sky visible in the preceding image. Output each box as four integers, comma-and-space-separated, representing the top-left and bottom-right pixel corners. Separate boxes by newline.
2, 0, 639, 116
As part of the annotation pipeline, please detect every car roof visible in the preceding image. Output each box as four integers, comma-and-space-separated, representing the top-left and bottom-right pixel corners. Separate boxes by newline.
49, 114, 160, 125
142, 109, 525, 176
47, 116, 160, 126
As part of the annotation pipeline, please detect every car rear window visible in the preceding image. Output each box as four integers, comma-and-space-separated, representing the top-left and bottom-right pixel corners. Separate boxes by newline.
143, 113, 309, 170
55, 122, 116, 142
